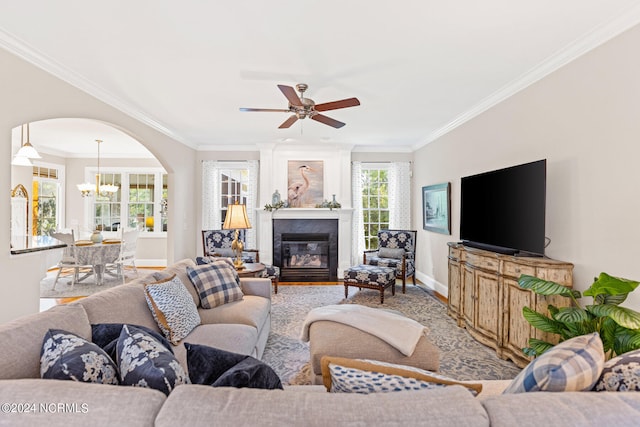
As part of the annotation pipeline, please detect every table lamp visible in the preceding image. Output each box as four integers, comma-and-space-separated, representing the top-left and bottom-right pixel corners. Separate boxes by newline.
222, 201, 252, 270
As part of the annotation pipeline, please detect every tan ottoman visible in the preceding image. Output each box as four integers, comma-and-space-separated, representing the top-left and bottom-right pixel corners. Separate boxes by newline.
308, 320, 440, 385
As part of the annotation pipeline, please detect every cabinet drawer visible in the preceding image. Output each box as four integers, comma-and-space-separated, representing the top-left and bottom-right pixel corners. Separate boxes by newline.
536, 268, 573, 286
465, 252, 499, 272
503, 262, 536, 279
449, 246, 462, 260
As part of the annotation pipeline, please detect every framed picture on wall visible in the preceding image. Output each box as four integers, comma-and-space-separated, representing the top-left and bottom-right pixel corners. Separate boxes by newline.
287, 160, 323, 207
422, 182, 451, 234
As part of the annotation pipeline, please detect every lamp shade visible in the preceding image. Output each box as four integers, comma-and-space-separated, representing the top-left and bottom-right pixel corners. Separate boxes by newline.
223, 202, 252, 230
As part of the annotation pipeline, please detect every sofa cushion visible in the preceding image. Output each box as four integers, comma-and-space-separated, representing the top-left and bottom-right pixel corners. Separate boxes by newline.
40, 329, 119, 385
0, 379, 166, 427
144, 275, 201, 345
117, 325, 190, 396
321, 356, 481, 395
185, 342, 282, 389
594, 348, 640, 391
503, 332, 605, 393
186, 262, 244, 309
172, 324, 259, 371
0, 304, 91, 379
197, 295, 270, 331
75, 282, 161, 333
482, 391, 640, 427
156, 385, 490, 427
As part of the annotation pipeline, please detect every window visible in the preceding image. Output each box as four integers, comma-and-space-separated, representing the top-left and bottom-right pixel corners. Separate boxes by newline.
32, 165, 63, 236
85, 168, 167, 234
361, 165, 389, 249
220, 169, 248, 228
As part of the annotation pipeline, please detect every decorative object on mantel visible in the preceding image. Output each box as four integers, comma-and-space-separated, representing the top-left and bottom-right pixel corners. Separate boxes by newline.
264, 200, 286, 212
315, 194, 341, 210
222, 201, 252, 270
272, 190, 281, 205
77, 139, 119, 197
287, 160, 323, 208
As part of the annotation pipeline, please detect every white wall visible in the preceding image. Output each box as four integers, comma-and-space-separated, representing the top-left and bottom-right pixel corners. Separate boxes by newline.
1, 48, 197, 323
413, 23, 640, 310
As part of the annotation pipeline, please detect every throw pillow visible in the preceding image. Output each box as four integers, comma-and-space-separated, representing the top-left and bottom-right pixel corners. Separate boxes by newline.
116, 324, 190, 395
91, 323, 173, 362
320, 356, 482, 395
186, 262, 244, 309
185, 342, 282, 389
40, 329, 119, 385
503, 332, 605, 393
378, 247, 405, 259
144, 274, 201, 345
594, 348, 640, 391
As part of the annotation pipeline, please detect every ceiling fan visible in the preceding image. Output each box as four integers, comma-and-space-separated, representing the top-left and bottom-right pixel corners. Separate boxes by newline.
239, 83, 360, 129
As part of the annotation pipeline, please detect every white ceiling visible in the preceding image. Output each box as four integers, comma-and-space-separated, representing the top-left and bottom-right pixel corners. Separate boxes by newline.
2, 1, 640, 157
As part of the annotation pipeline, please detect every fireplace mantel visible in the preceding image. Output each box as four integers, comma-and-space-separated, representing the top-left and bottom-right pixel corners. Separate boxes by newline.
256, 208, 354, 277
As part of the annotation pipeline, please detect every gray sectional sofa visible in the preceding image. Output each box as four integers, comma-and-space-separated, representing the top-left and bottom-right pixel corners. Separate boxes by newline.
1, 258, 640, 426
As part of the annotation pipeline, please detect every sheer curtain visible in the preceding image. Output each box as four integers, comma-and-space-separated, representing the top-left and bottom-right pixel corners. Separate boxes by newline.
202, 160, 258, 249
351, 161, 365, 265
388, 161, 412, 229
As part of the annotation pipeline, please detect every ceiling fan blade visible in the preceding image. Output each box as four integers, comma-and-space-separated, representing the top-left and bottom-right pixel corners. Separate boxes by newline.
314, 97, 360, 112
277, 85, 303, 107
278, 115, 299, 129
311, 114, 346, 128
240, 107, 290, 112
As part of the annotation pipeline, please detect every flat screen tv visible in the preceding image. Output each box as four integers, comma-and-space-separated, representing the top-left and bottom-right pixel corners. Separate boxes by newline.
460, 159, 546, 256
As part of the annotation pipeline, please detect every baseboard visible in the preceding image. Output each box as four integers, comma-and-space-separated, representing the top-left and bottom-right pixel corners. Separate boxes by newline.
415, 271, 448, 299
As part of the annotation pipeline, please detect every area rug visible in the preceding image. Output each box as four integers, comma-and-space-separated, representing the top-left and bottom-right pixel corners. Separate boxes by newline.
261, 284, 522, 385
39, 268, 153, 298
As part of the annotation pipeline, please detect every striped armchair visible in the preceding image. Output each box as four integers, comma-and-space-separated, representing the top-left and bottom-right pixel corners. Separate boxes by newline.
363, 229, 416, 293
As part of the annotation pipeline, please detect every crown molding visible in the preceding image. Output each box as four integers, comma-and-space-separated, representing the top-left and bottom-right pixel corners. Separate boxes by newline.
0, 27, 195, 149
413, 4, 640, 152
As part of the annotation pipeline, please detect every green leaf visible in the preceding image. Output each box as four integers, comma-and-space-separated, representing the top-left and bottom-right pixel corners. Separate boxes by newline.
603, 293, 628, 306
522, 307, 564, 334
524, 338, 555, 357
518, 275, 580, 298
600, 318, 619, 353
563, 320, 597, 338
613, 329, 640, 356
553, 307, 590, 323
587, 304, 640, 330
584, 273, 639, 298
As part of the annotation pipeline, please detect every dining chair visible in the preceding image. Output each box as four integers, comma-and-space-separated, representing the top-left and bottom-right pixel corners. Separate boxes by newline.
109, 229, 139, 283
50, 230, 96, 290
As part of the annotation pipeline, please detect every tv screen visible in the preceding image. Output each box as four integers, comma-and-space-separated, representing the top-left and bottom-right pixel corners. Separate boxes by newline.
460, 159, 546, 256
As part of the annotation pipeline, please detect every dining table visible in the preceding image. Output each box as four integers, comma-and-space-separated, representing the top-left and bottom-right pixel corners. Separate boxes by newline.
73, 240, 122, 285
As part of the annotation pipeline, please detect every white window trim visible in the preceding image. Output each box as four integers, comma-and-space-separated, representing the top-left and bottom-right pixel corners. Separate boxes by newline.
82, 166, 167, 238
33, 160, 66, 233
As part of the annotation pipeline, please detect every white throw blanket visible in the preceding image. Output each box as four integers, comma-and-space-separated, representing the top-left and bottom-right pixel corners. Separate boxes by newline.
300, 304, 427, 356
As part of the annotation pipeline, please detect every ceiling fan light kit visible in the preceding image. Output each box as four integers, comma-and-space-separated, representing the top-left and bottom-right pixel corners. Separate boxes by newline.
240, 83, 360, 129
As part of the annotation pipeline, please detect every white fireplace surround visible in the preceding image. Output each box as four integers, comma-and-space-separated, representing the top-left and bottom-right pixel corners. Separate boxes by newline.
256, 208, 354, 278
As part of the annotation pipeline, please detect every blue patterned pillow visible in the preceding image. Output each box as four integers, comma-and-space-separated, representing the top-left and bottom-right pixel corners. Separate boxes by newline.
144, 274, 201, 344
503, 332, 605, 393
186, 262, 244, 309
320, 357, 482, 395
116, 324, 190, 395
40, 329, 119, 385
594, 348, 640, 391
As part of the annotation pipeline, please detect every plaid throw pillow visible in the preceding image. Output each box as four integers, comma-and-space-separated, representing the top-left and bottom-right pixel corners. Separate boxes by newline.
503, 332, 605, 393
186, 262, 244, 309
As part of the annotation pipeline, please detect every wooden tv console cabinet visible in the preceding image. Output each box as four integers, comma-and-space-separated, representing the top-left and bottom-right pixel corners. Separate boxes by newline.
447, 242, 573, 368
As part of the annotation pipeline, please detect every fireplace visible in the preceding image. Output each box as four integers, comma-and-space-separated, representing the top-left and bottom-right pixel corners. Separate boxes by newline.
273, 219, 338, 282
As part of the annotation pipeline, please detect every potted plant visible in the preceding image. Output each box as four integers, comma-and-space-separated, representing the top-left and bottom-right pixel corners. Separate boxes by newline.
518, 272, 640, 359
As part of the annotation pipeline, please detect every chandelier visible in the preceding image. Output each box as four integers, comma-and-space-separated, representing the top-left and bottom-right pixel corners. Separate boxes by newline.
11, 123, 41, 167
77, 139, 119, 197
